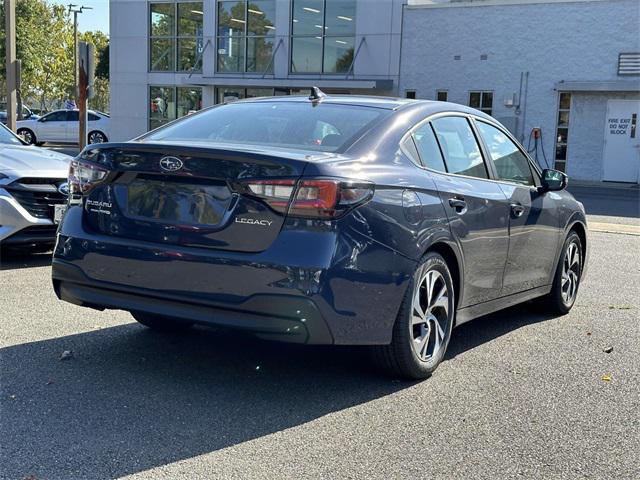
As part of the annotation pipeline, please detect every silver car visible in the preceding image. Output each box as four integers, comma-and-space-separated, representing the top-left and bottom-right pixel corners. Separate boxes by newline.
0, 123, 72, 247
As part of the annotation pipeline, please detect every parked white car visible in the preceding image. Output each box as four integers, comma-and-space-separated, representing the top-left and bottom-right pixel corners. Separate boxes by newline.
16, 109, 110, 145
0, 123, 72, 247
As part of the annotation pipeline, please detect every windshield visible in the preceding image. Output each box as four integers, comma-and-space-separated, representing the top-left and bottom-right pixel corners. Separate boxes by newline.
0, 124, 25, 146
140, 101, 387, 153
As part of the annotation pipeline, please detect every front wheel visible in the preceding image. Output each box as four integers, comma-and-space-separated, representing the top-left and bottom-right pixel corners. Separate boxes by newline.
371, 252, 455, 379
543, 231, 583, 314
131, 312, 194, 333
17, 128, 36, 145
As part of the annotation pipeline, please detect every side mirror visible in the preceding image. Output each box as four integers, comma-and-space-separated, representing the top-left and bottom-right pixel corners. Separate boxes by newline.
540, 169, 568, 192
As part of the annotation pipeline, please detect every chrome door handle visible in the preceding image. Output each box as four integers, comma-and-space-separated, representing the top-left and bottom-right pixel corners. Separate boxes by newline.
511, 203, 525, 217
449, 197, 467, 214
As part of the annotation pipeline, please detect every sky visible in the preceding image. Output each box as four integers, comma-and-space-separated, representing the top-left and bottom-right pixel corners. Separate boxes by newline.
51, 0, 109, 34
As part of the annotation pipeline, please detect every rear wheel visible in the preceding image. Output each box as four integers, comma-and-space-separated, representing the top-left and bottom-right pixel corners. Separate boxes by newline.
371, 252, 455, 379
131, 312, 194, 333
543, 231, 582, 314
88, 131, 107, 144
17, 128, 36, 145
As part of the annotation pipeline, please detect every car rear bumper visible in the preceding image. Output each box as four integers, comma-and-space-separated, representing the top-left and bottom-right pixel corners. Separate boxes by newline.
52, 206, 416, 345
0, 190, 57, 244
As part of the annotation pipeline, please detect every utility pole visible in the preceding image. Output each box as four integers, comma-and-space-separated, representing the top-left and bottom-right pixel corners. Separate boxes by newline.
67, 4, 92, 101
4, 0, 17, 131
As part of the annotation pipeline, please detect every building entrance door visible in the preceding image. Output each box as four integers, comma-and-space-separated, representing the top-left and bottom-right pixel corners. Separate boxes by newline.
603, 100, 640, 183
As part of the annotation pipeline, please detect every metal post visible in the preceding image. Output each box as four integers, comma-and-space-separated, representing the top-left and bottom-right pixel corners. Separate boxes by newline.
4, 0, 17, 131
67, 4, 92, 101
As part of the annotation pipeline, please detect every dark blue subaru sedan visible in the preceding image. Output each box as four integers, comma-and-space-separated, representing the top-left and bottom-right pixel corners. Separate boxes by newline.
52, 92, 587, 379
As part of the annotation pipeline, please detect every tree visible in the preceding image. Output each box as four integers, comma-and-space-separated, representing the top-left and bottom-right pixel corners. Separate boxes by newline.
0, 0, 75, 111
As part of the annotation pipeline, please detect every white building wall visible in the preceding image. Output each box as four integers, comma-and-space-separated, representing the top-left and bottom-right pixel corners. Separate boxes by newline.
400, 0, 640, 181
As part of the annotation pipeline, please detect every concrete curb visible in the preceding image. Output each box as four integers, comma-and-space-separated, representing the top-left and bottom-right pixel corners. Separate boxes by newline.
589, 222, 640, 236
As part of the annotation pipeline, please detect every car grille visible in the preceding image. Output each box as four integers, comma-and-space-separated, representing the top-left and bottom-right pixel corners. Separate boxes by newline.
6, 178, 67, 220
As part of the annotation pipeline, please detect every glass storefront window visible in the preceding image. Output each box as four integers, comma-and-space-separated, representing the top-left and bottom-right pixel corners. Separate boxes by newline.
178, 2, 203, 36
150, 38, 176, 71
216, 87, 286, 104
323, 36, 354, 73
325, 0, 356, 36
150, 2, 203, 72
150, 86, 176, 130
290, 0, 356, 73
150, 86, 202, 131
247, 36, 275, 72
291, 36, 323, 73
177, 87, 203, 117
248, 0, 276, 36
216, 0, 275, 73
217, 36, 246, 72
292, 0, 323, 36
150, 3, 174, 36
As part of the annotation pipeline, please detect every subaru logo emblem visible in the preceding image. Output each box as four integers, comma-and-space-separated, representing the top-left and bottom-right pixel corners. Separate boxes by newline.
159, 156, 184, 172
58, 182, 70, 196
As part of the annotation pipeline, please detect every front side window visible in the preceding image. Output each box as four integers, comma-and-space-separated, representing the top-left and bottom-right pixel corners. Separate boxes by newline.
150, 2, 203, 72
412, 122, 447, 173
477, 121, 534, 186
41, 111, 67, 122
431, 116, 488, 179
142, 102, 386, 153
291, 0, 356, 73
469, 91, 493, 116
149, 86, 202, 130
217, 0, 275, 73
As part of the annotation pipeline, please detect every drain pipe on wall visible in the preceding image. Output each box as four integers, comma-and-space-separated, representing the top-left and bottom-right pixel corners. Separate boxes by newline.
521, 71, 530, 144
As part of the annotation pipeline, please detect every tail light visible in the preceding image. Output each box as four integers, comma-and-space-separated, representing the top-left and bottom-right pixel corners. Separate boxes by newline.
243, 178, 373, 219
244, 179, 296, 214
68, 159, 109, 196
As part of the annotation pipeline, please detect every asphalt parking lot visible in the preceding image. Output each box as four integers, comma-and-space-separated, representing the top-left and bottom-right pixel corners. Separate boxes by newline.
1, 222, 639, 479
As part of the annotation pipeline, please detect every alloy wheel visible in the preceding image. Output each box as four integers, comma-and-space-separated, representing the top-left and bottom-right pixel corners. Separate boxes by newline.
561, 241, 580, 305
19, 130, 34, 144
411, 269, 450, 362
89, 132, 106, 144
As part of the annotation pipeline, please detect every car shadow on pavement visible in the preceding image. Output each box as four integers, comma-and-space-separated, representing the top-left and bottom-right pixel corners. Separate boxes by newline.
0, 325, 407, 479
0, 249, 53, 270
0, 303, 556, 479
447, 303, 557, 359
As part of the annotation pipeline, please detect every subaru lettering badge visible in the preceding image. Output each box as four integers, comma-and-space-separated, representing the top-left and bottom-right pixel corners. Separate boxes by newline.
159, 156, 184, 172
57, 182, 70, 196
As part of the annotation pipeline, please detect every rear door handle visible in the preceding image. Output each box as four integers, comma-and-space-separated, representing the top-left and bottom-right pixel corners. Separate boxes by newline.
511, 203, 525, 217
448, 197, 467, 214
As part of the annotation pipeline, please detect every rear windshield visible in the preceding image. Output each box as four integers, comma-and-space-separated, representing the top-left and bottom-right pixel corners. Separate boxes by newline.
140, 101, 387, 153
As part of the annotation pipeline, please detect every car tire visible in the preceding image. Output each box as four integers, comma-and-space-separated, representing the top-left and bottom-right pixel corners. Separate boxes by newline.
17, 128, 36, 145
88, 131, 107, 144
371, 252, 455, 380
131, 312, 194, 333
542, 231, 583, 314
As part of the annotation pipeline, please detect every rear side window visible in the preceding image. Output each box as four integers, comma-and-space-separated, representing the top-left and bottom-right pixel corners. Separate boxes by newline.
431, 116, 488, 179
476, 121, 534, 186
141, 102, 387, 153
88, 113, 100, 121
412, 123, 447, 172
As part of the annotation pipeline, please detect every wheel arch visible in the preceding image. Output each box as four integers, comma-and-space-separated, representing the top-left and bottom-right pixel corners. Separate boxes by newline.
424, 240, 463, 312
566, 218, 588, 278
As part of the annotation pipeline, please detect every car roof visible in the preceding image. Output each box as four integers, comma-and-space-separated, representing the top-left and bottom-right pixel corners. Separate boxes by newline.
231, 95, 491, 119
237, 94, 417, 111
